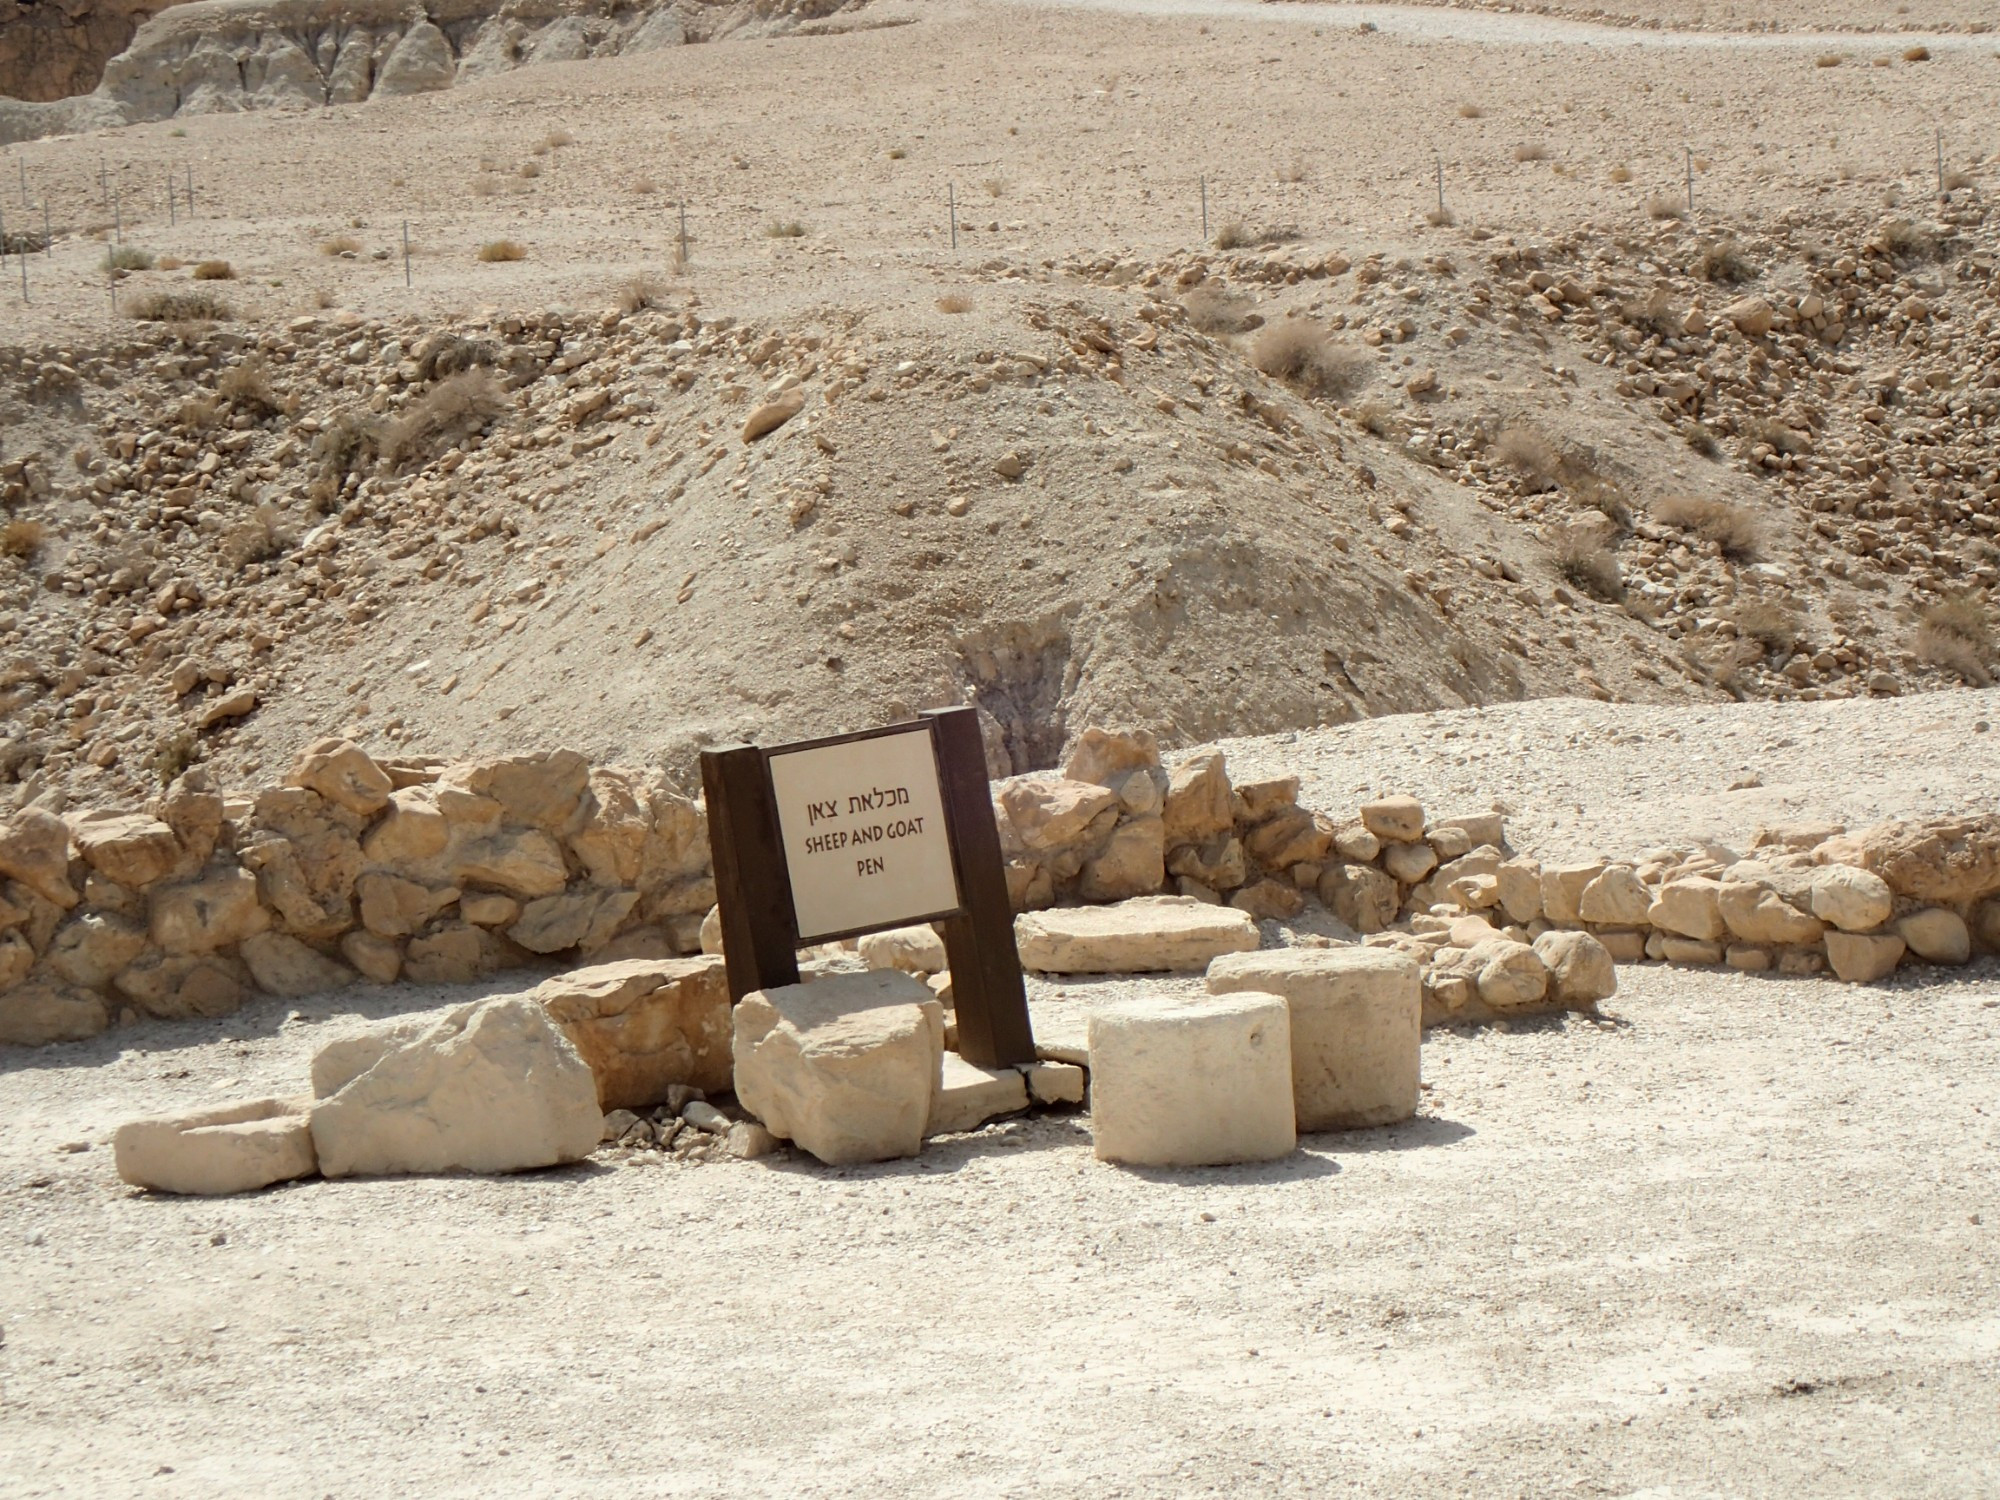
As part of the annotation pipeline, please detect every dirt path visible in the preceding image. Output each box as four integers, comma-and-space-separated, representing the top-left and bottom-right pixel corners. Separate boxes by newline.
3, 955, 1997, 1497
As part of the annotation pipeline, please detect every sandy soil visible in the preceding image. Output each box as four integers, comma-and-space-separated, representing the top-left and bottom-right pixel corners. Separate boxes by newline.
4, 697, 2000, 1497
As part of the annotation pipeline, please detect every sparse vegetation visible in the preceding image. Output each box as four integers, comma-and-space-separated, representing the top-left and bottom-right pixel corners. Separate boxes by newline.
1914, 593, 1993, 681
543, 128, 576, 150
1732, 598, 1803, 656
766, 220, 808, 240
1622, 286, 1680, 337
1655, 494, 1760, 558
320, 234, 362, 256
1275, 158, 1308, 184
0, 518, 48, 561
1693, 237, 1758, 283
1424, 205, 1456, 227
519, 160, 542, 180
217, 354, 278, 413
1494, 425, 1561, 490
1646, 194, 1687, 221
1556, 537, 1624, 603
192, 259, 234, 280
104, 246, 154, 272
129, 287, 232, 321
219, 505, 290, 570
470, 174, 502, 198
887, 147, 907, 160
152, 729, 197, 787
379, 369, 510, 470
632, 176, 658, 194
1457, 103, 1483, 118
982, 177, 1007, 197
619, 273, 669, 313
1249, 321, 1372, 399
1943, 168, 1975, 191
1816, 52, 1845, 67
1180, 285, 1252, 334
1877, 218, 1940, 261
178, 395, 219, 430
156, 255, 185, 272
1608, 163, 1633, 184
936, 293, 973, 314
1213, 219, 1251, 251
477, 239, 527, 262
1512, 143, 1549, 162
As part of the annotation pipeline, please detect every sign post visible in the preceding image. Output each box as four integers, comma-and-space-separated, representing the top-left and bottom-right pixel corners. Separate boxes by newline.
700, 706, 1034, 1067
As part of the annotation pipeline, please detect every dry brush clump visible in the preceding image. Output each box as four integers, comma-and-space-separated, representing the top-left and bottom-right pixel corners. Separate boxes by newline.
128, 287, 232, 322
1646, 194, 1687, 221
217, 354, 279, 413
1494, 425, 1561, 490
1914, 594, 1993, 683
1692, 238, 1758, 284
1512, 143, 1550, 163
320, 233, 362, 256
103, 246, 154, 272
1249, 321, 1372, 399
1180, 284, 1253, 334
1654, 494, 1759, 559
1731, 598, 1803, 657
765, 220, 807, 239
477, 239, 527, 262
219, 505, 291, 571
379, 369, 510, 471
0, 518, 47, 561
1556, 536, 1624, 603
935, 293, 973, 314
192, 259, 234, 280
619, 274, 670, 314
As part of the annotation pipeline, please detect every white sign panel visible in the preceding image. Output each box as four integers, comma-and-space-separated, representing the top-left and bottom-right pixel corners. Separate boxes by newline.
766, 726, 962, 942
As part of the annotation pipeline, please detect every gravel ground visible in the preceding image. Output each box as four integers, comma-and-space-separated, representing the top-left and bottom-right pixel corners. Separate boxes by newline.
1221, 688, 2000, 863
3, 955, 1997, 1498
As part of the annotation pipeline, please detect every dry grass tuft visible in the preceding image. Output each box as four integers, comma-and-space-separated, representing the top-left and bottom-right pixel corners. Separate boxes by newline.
631, 176, 658, 194
1943, 167, 1975, 191
1275, 157, 1308, 184
1457, 103, 1483, 118
887, 147, 907, 160
178, 395, 219, 430
218, 354, 278, 412
192, 259, 234, 280
470, 174, 502, 198
1647, 193, 1687, 220
935, 293, 973, 314
1249, 321, 1372, 398
320, 233, 362, 256
1494, 425, 1561, 489
129, 287, 231, 321
219, 505, 290, 570
1693, 237, 1758, 283
1655, 494, 1760, 558
766, 220, 807, 239
0, 518, 47, 561
619, 273, 670, 314
379, 369, 509, 471
1512, 143, 1550, 162
1915, 623, 1991, 683
1920, 592, 1992, 650
477, 239, 527, 262
156, 255, 184, 272
1212, 219, 1251, 250
518, 160, 542, 180
1622, 286, 1680, 337
1181, 285, 1252, 333
1556, 537, 1624, 602
1425, 205, 1456, 227
104, 245, 154, 271
982, 177, 1008, 197
1608, 163, 1633, 183
1878, 218, 1940, 260
1732, 598, 1802, 656
543, 128, 576, 149
1816, 52, 1845, 67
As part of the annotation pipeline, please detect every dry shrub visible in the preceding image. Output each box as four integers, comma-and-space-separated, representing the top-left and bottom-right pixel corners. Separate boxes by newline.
1180, 284, 1252, 334
1622, 285, 1680, 336
936, 293, 973, 314
632, 176, 658, 194
477, 239, 527, 262
1684, 425, 1722, 459
104, 245, 154, 271
1494, 425, 1561, 489
1878, 218, 1940, 260
982, 177, 1007, 197
1458, 103, 1483, 118
1425, 205, 1456, 227
178, 395, 219, 430
1655, 494, 1759, 558
1920, 592, 1992, 650
470, 174, 502, 198
1513, 143, 1549, 162
1732, 598, 1802, 656
619, 274, 669, 314
129, 287, 231, 321
0, 518, 47, 561
1275, 158, 1308, 184
1915, 624, 1991, 684
1816, 53, 1844, 67
765, 220, 807, 239
665, 242, 687, 276
1352, 399, 1401, 438
1556, 537, 1624, 602
192, 258, 234, 280
1646, 193, 1686, 221
519, 160, 542, 180
156, 255, 184, 271
1693, 237, 1758, 283
1249, 321, 1372, 398
1741, 414, 1811, 455
320, 233, 362, 256
218, 354, 277, 412
887, 147, 907, 160
378, 369, 509, 470
219, 505, 289, 570
1943, 168, 1975, 191
543, 128, 576, 149
1212, 219, 1251, 250
1608, 163, 1633, 183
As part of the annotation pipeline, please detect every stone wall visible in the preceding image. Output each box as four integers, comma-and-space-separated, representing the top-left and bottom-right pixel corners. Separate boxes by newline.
4, 728, 1997, 1048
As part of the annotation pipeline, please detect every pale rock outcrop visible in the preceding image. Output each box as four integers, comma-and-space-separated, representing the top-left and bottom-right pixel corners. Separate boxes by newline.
309, 995, 603, 1177
855, 924, 948, 976
115, 1097, 317, 1196
68, 811, 181, 891
1825, 930, 1907, 984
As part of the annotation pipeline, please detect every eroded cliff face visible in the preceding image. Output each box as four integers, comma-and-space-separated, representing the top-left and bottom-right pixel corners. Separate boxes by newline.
0, 0, 190, 102
0, 0, 863, 140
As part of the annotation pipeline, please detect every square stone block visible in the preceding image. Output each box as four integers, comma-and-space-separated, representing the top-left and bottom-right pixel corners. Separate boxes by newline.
1086, 992, 1295, 1167
1014, 896, 1260, 974
1205, 946, 1420, 1131
928, 1053, 1030, 1137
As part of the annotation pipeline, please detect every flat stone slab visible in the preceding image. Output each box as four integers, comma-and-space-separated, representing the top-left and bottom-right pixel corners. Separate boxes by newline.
115, 1096, 317, 1196
928, 1053, 1030, 1137
1015, 896, 1260, 974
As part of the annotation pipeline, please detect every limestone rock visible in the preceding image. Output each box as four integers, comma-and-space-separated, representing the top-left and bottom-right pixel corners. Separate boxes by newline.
1233, 777, 1300, 823
0, 980, 109, 1046
309, 995, 603, 1177
1166, 835, 1248, 893
1061, 726, 1161, 786
1578, 866, 1651, 926
1647, 877, 1726, 941
443, 751, 590, 834
1360, 796, 1425, 843
341, 929, 402, 984
1724, 295, 1775, 335
373, 20, 455, 96
995, 776, 1119, 854
113, 951, 247, 1019
1086, 992, 1296, 1167
356, 872, 459, 938
240, 932, 355, 998
1318, 862, 1398, 933
1494, 859, 1543, 924
732, 969, 943, 1166
1532, 930, 1617, 1005
286, 738, 393, 818
1013, 896, 1259, 974
1206, 946, 1421, 1131
1855, 817, 2000, 906
1896, 908, 1971, 965
1383, 839, 1439, 885
362, 786, 451, 865
1540, 862, 1606, 926
1021, 1059, 1086, 1105
929, 1053, 1030, 1136
528, 955, 732, 1109
1333, 823, 1381, 863
856, 924, 948, 976
45, 911, 149, 990
1824, 930, 1906, 984
402, 923, 516, 985
68, 811, 180, 891
1810, 865, 1894, 933
1242, 806, 1332, 871
1078, 816, 1166, 902
115, 1097, 316, 1196
1470, 938, 1549, 1009
0, 807, 78, 909
454, 829, 570, 899
508, 887, 639, 954
1230, 878, 1305, 921
742, 388, 806, 442
1162, 748, 1234, 848
150, 865, 269, 955
1717, 881, 1825, 945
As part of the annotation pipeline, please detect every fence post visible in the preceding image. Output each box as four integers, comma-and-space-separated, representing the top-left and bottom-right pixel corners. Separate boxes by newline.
948, 181, 957, 250
402, 219, 412, 287
1685, 146, 1694, 216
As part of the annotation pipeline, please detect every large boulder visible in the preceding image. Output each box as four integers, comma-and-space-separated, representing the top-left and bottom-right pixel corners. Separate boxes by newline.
994, 775, 1118, 854
1717, 879, 1824, 946
732, 969, 943, 1166
453, 829, 570, 899
1014, 896, 1259, 974
1854, 817, 2000, 906
150, 865, 270, 955
1205, 946, 1420, 1131
1897, 908, 1971, 965
0, 980, 108, 1046
372, 20, 456, 96
1532, 930, 1618, 1005
45, 911, 149, 990
286, 738, 393, 818
68, 811, 181, 891
1469, 938, 1549, 1009
1077, 816, 1166, 902
855, 924, 948, 976
1061, 727, 1161, 786
528, 955, 732, 1110
239, 932, 355, 997
1578, 866, 1651, 926
1810, 864, 1894, 933
309, 995, 603, 1177
1162, 748, 1234, 848
1647, 877, 1726, 942
1317, 862, 1399, 933
0, 807, 78, 909
1359, 796, 1425, 844
1086, 992, 1296, 1167
115, 1097, 317, 1196
1825, 931, 1906, 984
507, 887, 639, 954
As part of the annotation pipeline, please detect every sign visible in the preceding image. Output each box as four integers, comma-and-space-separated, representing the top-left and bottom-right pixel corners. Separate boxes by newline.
698, 708, 1034, 1068
766, 724, 961, 943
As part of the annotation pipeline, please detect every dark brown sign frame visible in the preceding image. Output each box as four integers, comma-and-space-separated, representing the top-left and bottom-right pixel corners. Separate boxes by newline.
698, 706, 1036, 1068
